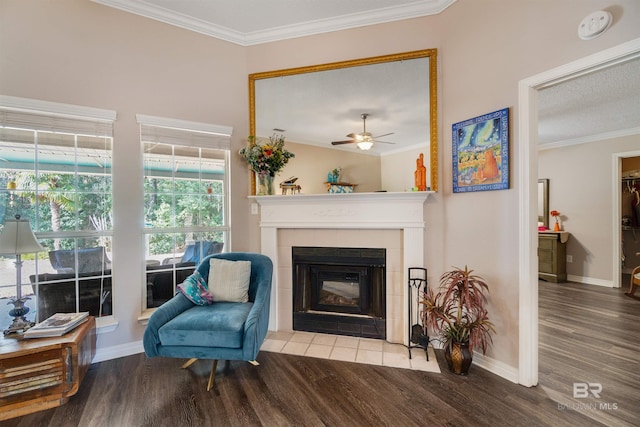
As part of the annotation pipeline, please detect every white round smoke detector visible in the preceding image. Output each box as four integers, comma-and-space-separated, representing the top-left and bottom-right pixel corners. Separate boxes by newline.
578, 11, 612, 40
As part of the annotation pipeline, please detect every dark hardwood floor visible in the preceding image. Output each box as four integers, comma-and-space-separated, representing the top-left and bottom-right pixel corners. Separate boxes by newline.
2, 281, 638, 426
538, 279, 640, 427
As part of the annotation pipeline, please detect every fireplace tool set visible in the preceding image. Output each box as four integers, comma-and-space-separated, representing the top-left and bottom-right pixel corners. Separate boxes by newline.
408, 267, 429, 359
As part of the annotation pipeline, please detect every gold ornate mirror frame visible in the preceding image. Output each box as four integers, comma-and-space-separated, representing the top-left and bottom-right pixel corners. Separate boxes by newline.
248, 49, 438, 195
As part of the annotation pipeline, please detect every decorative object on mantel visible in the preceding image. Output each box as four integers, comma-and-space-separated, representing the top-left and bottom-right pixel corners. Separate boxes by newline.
421, 266, 495, 375
325, 166, 355, 193
326, 182, 356, 193
550, 210, 561, 231
239, 134, 295, 195
414, 153, 427, 191
327, 167, 342, 183
280, 176, 301, 195
452, 108, 509, 193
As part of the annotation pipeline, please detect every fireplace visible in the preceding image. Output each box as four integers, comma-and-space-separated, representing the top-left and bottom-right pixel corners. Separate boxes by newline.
253, 191, 431, 344
292, 246, 386, 339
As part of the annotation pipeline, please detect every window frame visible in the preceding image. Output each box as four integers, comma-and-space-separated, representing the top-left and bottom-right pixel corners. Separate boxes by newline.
0, 96, 116, 323
137, 114, 232, 313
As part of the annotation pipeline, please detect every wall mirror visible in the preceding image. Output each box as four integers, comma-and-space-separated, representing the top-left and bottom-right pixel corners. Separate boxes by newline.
248, 49, 438, 194
538, 178, 549, 228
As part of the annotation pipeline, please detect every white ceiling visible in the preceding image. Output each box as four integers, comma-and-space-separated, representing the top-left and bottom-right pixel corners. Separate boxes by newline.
94, 0, 640, 152
92, 0, 457, 46
538, 57, 640, 147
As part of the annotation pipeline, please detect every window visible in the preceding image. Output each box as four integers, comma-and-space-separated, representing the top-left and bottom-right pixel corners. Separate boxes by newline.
0, 97, 116, 323
138, 115, 232, 310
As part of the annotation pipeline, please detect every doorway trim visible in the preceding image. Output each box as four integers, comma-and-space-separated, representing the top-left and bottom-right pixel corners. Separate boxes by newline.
518, 37, 640, 387
614, 150, 640, 289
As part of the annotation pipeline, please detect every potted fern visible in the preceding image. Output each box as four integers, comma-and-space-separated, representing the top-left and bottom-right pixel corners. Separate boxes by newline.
421, 266, 495, 375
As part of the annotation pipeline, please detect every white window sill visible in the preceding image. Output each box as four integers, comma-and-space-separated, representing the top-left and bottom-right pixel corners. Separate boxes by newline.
95, 315, 119, 334
137, 309, 154, 325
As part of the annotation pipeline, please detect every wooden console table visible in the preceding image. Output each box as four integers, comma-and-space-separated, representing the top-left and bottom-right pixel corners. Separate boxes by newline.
0, 316, 96, 421
538, 232, 570, 283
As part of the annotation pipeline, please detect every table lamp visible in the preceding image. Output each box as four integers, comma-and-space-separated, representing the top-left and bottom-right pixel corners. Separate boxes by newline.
0, 215, 44, 335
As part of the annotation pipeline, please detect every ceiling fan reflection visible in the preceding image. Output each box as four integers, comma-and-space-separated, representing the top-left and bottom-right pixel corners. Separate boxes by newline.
331, 113, 395, 150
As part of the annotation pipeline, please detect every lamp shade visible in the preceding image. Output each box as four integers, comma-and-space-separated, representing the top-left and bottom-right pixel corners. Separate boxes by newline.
0, 218, 44, 255
357, 141, 373, 150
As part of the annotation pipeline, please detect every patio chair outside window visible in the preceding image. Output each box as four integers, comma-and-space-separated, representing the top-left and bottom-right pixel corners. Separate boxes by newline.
49, 247, 112, 274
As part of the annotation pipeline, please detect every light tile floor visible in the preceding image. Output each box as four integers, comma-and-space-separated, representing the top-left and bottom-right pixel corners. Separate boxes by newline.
261, 331, 441, 373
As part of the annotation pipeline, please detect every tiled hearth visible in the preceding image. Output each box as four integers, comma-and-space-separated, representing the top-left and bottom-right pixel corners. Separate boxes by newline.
261, 330, 440, 373
253, 192, 432, 345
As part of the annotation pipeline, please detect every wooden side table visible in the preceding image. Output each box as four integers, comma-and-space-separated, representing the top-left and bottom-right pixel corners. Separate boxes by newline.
538, 232, 569, 283
0, 316, 96, 421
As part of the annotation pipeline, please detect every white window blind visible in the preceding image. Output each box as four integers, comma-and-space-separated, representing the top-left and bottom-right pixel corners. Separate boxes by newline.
0, 95, 116, 137
137, 114, 232, 150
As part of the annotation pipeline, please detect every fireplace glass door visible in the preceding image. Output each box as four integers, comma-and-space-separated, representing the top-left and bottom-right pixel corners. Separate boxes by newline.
311, 266, 369, 315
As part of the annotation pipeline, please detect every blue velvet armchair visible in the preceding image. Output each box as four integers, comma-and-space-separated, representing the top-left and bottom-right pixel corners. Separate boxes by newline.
143, 252, 273, 390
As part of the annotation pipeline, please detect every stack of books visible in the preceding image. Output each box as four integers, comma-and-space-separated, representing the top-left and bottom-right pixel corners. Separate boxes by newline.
23, 312, 90, 339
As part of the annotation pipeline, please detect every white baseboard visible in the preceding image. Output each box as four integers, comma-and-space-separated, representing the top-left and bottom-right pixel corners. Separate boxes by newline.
429, 341, 520, 384
93, 340, 144, 363
472, 352, 520, 384
566, 275, 614, 288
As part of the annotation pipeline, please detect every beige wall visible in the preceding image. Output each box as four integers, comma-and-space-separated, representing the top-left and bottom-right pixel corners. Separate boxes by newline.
3, 0, 640, 376
540, 135, 640, 283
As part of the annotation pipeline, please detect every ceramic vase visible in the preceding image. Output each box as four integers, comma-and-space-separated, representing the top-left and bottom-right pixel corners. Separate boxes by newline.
444, 341, 473, 375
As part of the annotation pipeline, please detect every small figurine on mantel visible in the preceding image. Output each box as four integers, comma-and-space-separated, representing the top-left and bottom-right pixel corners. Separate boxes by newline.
280, 176, 301, 195
327, 167, 342, 183
414, 153, 427, 191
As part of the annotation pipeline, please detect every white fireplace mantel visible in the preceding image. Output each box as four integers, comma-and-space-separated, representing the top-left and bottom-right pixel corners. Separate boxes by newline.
253, 191, 433, 342
253, 191, 431, 228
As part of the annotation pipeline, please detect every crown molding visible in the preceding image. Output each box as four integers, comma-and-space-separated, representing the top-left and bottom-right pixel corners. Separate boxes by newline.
538, 126, 640, 151
242, 0, 456, 46
92, 0, 456, 46
92, 0, 246, 43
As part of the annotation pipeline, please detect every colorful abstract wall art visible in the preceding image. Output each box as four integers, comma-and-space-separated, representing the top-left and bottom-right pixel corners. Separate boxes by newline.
452, 108, 509, 193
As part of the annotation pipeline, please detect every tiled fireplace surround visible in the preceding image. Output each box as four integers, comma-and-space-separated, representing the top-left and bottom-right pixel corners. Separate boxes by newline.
254, 192, 431, 344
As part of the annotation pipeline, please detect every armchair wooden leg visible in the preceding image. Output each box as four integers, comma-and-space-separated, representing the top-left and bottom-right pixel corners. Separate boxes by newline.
248, 360, 260, 366
181, 358, 198, 369
207, 360, 219, 391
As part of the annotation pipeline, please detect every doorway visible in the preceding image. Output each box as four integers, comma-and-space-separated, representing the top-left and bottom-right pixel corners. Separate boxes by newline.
518, 38, 640, 387
619, 155, 640, 287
